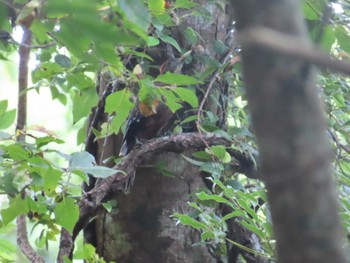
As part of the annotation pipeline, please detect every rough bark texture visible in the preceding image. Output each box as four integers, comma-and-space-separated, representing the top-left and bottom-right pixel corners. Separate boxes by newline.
88, 1, 235, 262
230, 0, 346, 262
96, 154, 214, 263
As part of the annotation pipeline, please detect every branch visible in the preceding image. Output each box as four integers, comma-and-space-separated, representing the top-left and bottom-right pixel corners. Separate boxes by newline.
16, 27, 31, 135
236, 27, 350, 76
57, 228, 73, 263
11, 40, 56, 49
17, 215, 45, 263
57, 132, 259, 258
16, 26, 45, 262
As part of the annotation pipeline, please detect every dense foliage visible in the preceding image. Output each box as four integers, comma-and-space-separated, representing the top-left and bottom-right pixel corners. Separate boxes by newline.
0, 0, 349, 261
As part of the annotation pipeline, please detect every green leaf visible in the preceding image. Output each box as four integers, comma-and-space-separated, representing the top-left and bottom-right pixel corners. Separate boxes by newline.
36, 136, 64, 148
184, 27, 198, 45
210, 145, 226, 160
240, 220, 264, 239
54, 54, 71, 68
196, 191, 232, 206
146, 36, 160, 47
222, 211, 246, 221
200, 162, 224, 177
0, 100, 8, 115
43, 168, 62, 194
103, 200, 119, 214
201, 231, 215, 241
335, 26, 350, 54
213, 40, 229, 55
149, 0, 165, 16
155, 72, 201, 85
80, 166, 118, 179
172, 213, 207, 230
74, 243, 96, 260
7, 144, 30, 161
30, 20, 52, 43
72, 88, 98, 123
159, 89, 183, 112
181, 154, 205, 166
175, 0, 198, 9
157, 30, 181, 52
105, 90, 134, 134
66, 73, 94, 91
0, 109, 16, 129
0, 53, 8, 60
68, 151, 95, 171
105, 90, 134, 114
119, 0, 151, 31
174, 87, 198, 107
319, 26, 335, 52
2, 196, 30, 225
303, 1, 320, 20
0, 238, 16, 260
193, 150, 211, 160
38, 51, 52, 62
32, 62, 63, 82
54, 197, 79, 234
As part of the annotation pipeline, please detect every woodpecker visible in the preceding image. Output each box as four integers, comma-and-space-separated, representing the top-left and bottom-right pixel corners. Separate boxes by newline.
119, 49, 192, 156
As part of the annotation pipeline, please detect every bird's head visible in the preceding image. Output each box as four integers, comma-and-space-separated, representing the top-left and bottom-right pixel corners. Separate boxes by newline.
138, 94, 160, 117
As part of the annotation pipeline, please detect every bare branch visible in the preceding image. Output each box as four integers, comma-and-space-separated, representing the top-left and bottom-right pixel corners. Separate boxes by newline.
15, 26, 45, 262
11, 40, 56, 49
56, 132, 259, 259
57, 228, 73, 263
17, 215, 45, 263
237, 27, 350, 76
16, 27, 31, 136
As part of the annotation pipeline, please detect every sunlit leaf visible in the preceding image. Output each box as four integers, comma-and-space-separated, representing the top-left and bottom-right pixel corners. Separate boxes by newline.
149, 0, 165, 16
175, 0, 198, 9
55, 54, 71, 68
156, 30, 181, 52
172, 213, 207, 230
119, 0, 151, 31
54, 197, 79, 233
155, 72, 201, 85
196, 191, 232, 206
2, 196, 30, 225
335, 25, 350, 54
0, 109, 16, 130
72, 88, 98, 123
7, 144, 30, 161
0, 100, 8, 115
0, 239, 16, 260
80, 166, 119, 179
174, 87, 198, 107
68, 151, 96, 171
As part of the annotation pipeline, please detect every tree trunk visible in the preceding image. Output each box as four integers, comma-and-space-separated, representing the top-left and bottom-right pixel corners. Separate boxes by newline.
230, 0, 346, 262
86, 1, 235, 262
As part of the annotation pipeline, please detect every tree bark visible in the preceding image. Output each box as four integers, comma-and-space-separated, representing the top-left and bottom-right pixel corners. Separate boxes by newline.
87, 1, 235, 262
230, 0, 346, 262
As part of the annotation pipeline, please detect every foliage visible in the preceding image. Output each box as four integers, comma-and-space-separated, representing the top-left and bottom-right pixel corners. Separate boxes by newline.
0, 0, 349, 261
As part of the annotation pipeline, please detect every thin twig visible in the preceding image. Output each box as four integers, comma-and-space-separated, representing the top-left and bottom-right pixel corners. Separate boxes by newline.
236, 27, 350, 76
17, 215, 45, 263
10, 39, 56, 49
196, 48, 235, 150
328, 128, 350, 155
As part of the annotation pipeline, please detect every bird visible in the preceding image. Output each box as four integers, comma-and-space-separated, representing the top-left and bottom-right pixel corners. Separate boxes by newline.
119, 49, 193, 156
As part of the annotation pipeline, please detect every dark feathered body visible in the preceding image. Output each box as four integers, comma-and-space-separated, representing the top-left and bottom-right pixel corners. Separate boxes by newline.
119, 49, 193, 156
119, 103, 173, 156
